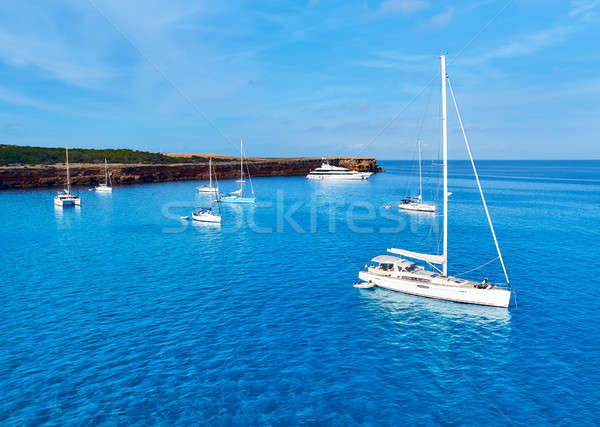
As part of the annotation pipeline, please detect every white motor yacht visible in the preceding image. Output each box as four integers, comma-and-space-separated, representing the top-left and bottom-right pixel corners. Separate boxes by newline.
306, 159, 372, 180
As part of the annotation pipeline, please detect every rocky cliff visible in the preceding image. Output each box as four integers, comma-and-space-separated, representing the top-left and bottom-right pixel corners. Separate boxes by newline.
0, 157, 382, 189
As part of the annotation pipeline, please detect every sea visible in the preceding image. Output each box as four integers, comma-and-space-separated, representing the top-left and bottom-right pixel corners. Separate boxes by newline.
0, 160, 598, 425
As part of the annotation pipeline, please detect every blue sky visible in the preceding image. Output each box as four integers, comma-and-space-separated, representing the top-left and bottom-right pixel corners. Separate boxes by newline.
0, 0, 598, 159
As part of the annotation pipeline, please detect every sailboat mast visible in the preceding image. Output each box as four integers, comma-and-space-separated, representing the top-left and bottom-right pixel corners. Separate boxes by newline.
240, 137, 244, 192
104, 158, 108, 185
209, 158, 213, 189
418, 140, 423, 201
66, 148, 71, 194
441, 55, 448, 277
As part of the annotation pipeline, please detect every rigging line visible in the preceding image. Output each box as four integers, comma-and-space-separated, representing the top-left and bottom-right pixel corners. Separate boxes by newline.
86, 0, 236, 151
454, 256, 499, 278
354, 0, 515, 158
447, 77, 511, 286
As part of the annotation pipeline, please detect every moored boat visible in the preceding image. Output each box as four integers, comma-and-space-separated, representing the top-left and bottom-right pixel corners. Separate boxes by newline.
307, 158, 372, 180
54, 148, 81, 207
358, 55, 512, 308
221, 137, 256, 204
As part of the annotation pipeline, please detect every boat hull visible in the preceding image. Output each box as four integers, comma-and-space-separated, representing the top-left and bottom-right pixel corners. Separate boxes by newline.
197, 187, 218, 193
358, 271, 511, 308
221, 196, 256, 204
306, 172, 372, 181
95, 186, 112, 192
191, 212, 221, 223
399, 202, 435, 212
54, 196, 81, 207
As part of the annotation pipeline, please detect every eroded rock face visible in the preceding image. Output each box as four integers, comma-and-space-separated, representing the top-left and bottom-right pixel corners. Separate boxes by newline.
0, 158, 382, 189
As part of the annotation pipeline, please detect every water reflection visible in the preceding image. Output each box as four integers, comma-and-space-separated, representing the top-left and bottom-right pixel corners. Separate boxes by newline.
360, 286, 511, 326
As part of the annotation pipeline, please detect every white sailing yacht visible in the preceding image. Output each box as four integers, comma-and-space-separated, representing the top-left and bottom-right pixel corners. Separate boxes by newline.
54, 148, 81, 207
399, 140, 435, 212
358, 55, 512, 308
95, 158, 112, 192
192, 159, 222, 223
197, 158, 219, 194
221, 138, 256, 204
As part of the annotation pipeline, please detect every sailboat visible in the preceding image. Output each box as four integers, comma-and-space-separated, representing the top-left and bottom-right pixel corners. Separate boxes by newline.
399, 140, 435, 212
95, 158, 112, 192
358, 55, 512, 308
192, 160, 222, 223
197, 158, 219, 193
54, 148, 81, 207
221, 137, 256, 204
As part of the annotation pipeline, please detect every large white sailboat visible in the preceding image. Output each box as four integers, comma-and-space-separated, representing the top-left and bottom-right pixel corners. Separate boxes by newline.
54, 148, 81, 207
94, 158, 112, 192
197, 158, 219, 194
399, 140, 435, 212
221, 138, 256, 204
358, 55, 512, 308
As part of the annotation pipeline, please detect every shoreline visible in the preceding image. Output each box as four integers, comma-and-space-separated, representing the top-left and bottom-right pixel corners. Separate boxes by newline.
0, 157, 382, 189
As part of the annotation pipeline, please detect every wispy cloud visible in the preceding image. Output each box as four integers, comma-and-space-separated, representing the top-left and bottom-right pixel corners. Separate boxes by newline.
464, 25, 573, 64
375, 0, 429, 16
421, 6, 455, 29
569, 0, 600, 17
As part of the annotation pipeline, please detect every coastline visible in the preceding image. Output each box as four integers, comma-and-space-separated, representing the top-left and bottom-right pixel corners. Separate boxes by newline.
0, 157, 382, 189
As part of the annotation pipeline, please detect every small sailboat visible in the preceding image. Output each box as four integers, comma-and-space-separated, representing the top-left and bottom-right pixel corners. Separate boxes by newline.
54, 148, 81, 207
197, 158, 219, 194
192, 159, 222, 223
221, 137, 256, 204
399, 140, 435, 212
359, 55, 512, 308
95, 158, 112, 192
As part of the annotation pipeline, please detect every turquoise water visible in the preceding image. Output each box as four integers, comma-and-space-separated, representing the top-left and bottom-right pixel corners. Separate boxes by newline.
0, 161, 599, 425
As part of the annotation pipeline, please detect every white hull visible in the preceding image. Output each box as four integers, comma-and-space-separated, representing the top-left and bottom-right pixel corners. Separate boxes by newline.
54, 196, 81, 207
306, 172, 372, 181
197, 186, 218, 193
192, 212, 221, 223
399, 202, 435, 212
358, 271, 511, 308
95, 186, 112, 192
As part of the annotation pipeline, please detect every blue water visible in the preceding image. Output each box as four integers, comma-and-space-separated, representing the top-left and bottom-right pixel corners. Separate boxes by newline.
1, 161, 599, 425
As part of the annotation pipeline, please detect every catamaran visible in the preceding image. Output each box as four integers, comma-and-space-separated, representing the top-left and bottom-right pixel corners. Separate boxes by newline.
192, 159, 222, 223
358, 55, 512, 308
197, 158, 219, 194
221, 138, 256, 204
399, 140, 435, 212
54, 148, 81, 207
95, 158, 112, 192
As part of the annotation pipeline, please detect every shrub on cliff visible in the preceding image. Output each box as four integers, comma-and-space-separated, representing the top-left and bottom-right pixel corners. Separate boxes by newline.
0, 145, 217, 165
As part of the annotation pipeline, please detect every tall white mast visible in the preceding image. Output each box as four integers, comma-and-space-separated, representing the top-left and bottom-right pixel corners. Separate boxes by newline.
240, 137, 244, 193
66, 147, 71, 194
418, 140, 423, 201
441, 55, 448, 277
209, 158, 213, 189
104, 158, 109, 185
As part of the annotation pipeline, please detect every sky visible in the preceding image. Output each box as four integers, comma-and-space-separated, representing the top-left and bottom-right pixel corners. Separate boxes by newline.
0, 0, 598, 160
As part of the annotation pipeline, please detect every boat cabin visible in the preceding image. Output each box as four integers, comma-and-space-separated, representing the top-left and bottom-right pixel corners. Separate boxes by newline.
367, 255, 424, 277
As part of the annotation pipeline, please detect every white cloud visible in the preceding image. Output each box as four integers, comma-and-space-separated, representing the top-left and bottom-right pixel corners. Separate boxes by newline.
465, 26, 573, 64
422, 6, 455, 28
378, 0, 429, 15
569, 0, 600, 17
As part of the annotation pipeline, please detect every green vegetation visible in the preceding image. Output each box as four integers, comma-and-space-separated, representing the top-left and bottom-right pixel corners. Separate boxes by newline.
0, 145, 219, 166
